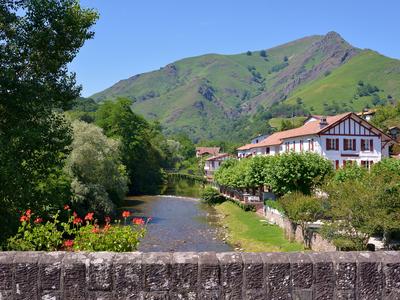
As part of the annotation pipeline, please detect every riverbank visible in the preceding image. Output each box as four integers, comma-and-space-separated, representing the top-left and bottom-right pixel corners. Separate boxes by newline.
214, 201, 304, 252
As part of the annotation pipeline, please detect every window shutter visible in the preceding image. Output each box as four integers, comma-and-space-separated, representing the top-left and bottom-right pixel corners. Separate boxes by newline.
361, 139, 365, 151
370, 140, 374, 151
336, 138, 339, 150
353, 139, 356, 151
344, 139, 348, 150
327, 139, 331, 150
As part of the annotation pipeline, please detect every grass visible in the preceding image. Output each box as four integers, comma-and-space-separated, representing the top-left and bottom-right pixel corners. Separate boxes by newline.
214, 201, 304, 252
269, 116, 307, 129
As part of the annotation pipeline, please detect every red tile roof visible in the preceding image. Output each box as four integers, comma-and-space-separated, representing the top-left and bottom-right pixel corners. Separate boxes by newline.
238, 112, 394, 151
196, 147, 220, 156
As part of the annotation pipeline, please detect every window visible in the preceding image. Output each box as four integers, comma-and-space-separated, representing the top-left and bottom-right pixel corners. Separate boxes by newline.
361, 160, 374, 169
361, 139, 374, 151
343, 139, 356, 151
300, 140, 303, 151
308, 139, 314, 151
266, 147, 270, 154
326, 138, 339, 150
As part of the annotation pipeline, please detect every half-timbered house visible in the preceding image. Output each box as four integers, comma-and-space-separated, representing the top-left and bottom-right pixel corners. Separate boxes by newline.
237, 112, 395, 169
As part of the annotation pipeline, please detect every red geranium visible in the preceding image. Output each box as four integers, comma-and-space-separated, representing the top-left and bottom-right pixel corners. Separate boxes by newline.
73, 211, 78, 217
64, 240, 74, 248
25, 209, 32, 218
132, 218, 145, 225
84, 212, 94, 221
64, 204, 70, 211
91, 227, 100, 234
105, 216, 111, 224
19, 215, 28, 223
34, 217, 43, 224
122, 211, 131, 218
73, 217, 82, 225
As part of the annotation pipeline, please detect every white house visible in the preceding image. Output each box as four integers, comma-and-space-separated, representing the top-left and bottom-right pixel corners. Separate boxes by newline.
237, 112, 395, 169
204, 153, 231, 177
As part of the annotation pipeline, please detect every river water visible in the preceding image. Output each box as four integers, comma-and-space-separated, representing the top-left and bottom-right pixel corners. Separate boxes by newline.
123, 177, 232, 252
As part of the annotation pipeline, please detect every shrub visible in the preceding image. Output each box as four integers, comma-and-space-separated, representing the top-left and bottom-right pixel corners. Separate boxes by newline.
246, 51, 252, 56
265, 199, 285, 214
260, 50, 267, 57
7, 207, 147, 252
201, 186, 224, 205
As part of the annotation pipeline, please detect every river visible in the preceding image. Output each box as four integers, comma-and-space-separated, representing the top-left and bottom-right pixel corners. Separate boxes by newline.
123, 176, 232, 252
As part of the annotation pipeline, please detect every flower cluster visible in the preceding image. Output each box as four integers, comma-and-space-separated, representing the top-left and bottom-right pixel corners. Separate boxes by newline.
8, 204, 150, 252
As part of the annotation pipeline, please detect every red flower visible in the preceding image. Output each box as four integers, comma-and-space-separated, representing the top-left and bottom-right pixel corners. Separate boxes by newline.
64, 204, 70, 211
91, 227, 100, 234
122, 211, 131, 218
20, 215, 28, 223
73, 211, 78, 217
104, 224, 111, 232
34, 217, 43, 224
105, 216, 111, 224
64, 240, 74, 248
132, 218, 145, 225
73, 217, 82, 225
84, 212, 94, 221
25, 209, 32, 218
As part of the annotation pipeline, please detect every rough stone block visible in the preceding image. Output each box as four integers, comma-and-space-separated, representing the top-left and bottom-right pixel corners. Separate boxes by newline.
242, 253, 264, 290
288, 252, 313, 289
217, 252, 243, 299
88, 291, 114, 300
62, 252, 88, 300
14, 251, 41, 300
39, 252, 64, 292
333, 252, 356, 291
261, 252, 291, 300
382, 251, 400, 291
292, 289, 313, 300
0, 290, 13, 300
357, 252, 383, 300
88, 252, 114, 291
198, 289, 221, 300
40, 290, 61, 300
198, 252, 220, 291
143, 252, 172, 292
310, 252, 334, 300
143, 291, 169, 299
169, 291, 197, 300
113, 252, 142, 299
0, 252, 15, 291
171, 252, 198, 294
243, 288, 266, 300
336, 290, 356, 300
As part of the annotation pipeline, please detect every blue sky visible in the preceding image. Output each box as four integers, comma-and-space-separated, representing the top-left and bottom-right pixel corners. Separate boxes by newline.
70, 0, 400, 97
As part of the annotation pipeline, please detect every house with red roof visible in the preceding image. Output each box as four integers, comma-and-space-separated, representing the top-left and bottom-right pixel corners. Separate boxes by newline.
204, 153, 231, 178
195, 147, 220, 158
237, 112, 395, 169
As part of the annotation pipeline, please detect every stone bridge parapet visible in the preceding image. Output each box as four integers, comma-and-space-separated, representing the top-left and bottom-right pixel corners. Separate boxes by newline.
0, 251, 399, 299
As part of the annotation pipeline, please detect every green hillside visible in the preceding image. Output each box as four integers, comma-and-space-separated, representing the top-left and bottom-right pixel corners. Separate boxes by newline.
91, 32, 400, 142
285, 51, 400, 113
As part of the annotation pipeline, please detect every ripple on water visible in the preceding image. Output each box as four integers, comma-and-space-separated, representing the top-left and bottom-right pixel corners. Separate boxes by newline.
124, 195, 232, 252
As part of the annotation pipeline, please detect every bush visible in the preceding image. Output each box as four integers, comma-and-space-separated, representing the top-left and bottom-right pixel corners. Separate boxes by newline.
7, 207, 147, 252
228, 198, 256, 212
265, 199, 285, 214
201, 186, 224, 205
260, 50, 267, 57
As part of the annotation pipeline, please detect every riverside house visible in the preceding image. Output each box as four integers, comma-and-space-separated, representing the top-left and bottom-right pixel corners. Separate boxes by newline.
204, 153, 231, 178
237, 112, 395, 169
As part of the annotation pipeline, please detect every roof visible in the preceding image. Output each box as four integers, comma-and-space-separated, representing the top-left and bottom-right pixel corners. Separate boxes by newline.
196, 147, 220, 155
205, 153, 230, 161
237, 112, 395, 151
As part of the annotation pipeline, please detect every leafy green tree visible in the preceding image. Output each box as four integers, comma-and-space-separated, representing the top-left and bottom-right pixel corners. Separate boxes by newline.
266, 152, 333, 196
280, 192, 324, 247
260, 50, 267, 57
65, 121, 129, 216
96, 98, 165, 194
0, 0, 97, 242
246, 50, 252, 56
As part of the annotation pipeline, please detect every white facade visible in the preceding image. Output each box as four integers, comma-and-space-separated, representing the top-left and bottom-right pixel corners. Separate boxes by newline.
238, 113, 394, 169
204, 154, 230, 177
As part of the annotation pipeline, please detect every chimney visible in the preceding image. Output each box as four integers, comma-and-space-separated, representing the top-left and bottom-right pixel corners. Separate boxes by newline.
319, 116, 328, 128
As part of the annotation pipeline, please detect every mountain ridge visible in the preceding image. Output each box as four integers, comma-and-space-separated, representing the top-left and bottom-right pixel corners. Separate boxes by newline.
90, 32, 400, 142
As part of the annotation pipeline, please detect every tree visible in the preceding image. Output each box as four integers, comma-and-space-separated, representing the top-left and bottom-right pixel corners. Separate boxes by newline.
246, 50, 252, 56
96, 98, 165, 194
0, 0, 97, 242
260, 50, 267, 57
280, 192, 324, 247
266, 152, 333, 196
65, 121, 129, 216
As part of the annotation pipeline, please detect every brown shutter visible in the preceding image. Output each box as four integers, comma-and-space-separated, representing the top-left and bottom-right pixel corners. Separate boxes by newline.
327, 139, 331, 150
336, 138, 339, 150
353, 139, 356, 151
344, 139, 348, 150
370, 140, 374, 151
361, 139, 365, 151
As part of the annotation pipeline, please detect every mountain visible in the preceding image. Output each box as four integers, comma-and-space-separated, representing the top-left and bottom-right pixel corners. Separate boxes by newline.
91, 32, 400, 142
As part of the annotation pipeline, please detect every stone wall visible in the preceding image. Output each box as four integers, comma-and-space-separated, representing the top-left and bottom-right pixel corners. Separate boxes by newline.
1, 251, 400, 299
265, 207, 336, 252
